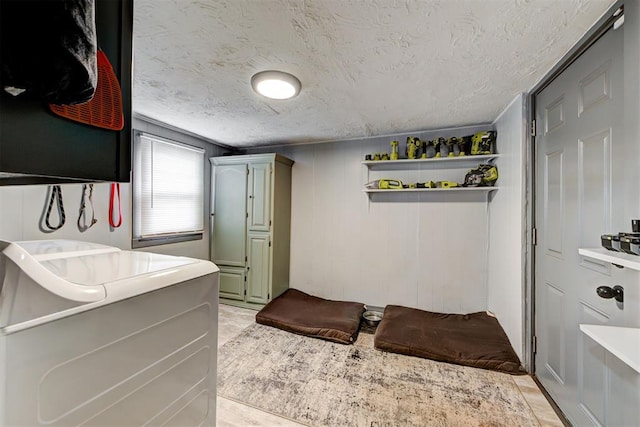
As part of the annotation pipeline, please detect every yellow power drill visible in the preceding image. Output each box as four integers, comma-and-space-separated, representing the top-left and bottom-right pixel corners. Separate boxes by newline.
406, 137, 418, 159
391, 140, 399, 160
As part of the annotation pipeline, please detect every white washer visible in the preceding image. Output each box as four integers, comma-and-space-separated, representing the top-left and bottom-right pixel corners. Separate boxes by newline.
0, 239, 219, 426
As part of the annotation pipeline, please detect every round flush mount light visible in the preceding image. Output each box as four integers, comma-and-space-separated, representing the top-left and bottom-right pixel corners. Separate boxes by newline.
251, 70, 301, 100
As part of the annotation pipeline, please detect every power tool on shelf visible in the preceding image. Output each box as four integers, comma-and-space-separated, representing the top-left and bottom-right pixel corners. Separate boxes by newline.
390, 140, 399, 160
406, 136, 419, 159
365, 179, 403, 189
435, 137, 448, 158
470, 131, 497, 155
421, 139, 436, 159
463, 163, 499, 187
446, 137, 457, 157
435, 181, 459, 188
457, 136, 470, 156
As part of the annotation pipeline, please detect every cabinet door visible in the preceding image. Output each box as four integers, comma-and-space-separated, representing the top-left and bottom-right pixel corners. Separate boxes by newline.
211, 164, 247, 266
218, 267, 245, 301
246, 233, 270, 304
247, 162, 271, 233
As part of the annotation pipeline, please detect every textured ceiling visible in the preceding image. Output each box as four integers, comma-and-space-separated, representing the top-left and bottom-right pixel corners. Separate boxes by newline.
133, 0, 616, 148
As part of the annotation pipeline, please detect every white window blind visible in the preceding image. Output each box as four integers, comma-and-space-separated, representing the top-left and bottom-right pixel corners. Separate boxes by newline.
133, 133, 205, 239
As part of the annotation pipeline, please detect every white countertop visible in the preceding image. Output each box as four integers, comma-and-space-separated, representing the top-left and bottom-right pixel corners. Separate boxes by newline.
580, 324, 640, 373
579, 247, 640, 271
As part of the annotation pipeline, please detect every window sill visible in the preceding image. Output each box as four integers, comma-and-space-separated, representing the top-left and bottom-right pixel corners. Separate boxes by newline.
131, 233, 203, 249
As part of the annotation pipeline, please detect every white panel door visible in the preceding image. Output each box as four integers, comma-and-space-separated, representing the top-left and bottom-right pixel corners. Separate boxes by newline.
534, 23, 638, 426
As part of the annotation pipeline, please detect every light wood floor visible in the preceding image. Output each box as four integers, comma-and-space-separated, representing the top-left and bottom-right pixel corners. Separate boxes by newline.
216, 304, 564, 427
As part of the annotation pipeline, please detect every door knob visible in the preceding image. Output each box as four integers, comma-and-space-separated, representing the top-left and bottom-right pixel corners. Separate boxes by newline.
596, 285, 624, 303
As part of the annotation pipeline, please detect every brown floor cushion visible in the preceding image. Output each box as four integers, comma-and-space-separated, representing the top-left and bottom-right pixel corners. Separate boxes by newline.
255, 288, 365, 344
374, 305, 525, 374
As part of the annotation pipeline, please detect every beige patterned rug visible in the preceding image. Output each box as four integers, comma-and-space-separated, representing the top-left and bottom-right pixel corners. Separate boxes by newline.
217, 323, 539, 427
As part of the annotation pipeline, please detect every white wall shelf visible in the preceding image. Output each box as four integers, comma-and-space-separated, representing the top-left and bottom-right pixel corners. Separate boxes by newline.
362, 154, 500, 198
578, 247, 640, 271
362, 154, 500, 168
363, 187, 498, 193
580, 324, 640, 373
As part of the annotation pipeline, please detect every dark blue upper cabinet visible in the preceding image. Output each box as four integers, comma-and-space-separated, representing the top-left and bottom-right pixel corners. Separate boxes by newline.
0, 0, 133, 185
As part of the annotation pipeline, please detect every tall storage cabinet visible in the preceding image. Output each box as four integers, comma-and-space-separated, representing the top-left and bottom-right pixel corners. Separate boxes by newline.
210, 154, 294, 309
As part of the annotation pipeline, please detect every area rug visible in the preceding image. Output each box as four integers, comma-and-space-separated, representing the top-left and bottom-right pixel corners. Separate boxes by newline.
217, 323, 539, 427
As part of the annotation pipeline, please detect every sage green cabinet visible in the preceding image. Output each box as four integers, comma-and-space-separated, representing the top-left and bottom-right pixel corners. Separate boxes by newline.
246, 233, 270, 304
210, 153, 293, 309
218, 267, 245, 301
248, 162, 272, 233
211, 163, 247, 267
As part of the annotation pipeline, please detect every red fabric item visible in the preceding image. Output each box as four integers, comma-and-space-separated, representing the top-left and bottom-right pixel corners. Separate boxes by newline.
109, 183, 122, 228
49, 50, 124, 130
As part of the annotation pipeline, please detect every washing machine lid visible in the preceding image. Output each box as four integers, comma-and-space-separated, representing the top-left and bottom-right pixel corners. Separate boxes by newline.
15, 239, 119, 260
38, 250, 215, 303
2, 240, 218, 303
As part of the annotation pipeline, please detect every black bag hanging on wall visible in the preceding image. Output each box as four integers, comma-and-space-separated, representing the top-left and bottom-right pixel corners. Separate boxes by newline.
0, 0, 97, 105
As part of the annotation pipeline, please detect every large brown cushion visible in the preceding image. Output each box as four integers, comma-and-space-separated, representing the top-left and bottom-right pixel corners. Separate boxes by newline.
255, 289, 365, 344
374, 305, 525, 374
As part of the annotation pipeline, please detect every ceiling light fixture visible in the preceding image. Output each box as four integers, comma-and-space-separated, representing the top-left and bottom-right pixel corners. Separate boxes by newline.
251, 70, 301, 100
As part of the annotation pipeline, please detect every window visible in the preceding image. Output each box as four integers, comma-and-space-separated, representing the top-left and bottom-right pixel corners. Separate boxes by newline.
132, 132, 205, 247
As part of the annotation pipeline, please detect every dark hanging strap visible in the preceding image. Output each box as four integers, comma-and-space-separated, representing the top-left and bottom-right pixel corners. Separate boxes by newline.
45, 185, 66, 231
78, 183, 97, 231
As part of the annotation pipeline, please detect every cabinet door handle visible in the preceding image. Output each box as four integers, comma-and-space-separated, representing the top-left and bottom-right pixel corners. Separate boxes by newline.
247, 266, 250, 271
